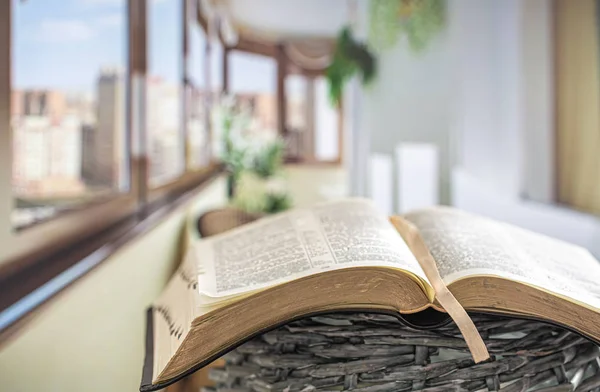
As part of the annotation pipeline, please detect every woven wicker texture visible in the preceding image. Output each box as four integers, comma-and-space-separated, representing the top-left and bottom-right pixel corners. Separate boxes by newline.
205, 313, 600, 392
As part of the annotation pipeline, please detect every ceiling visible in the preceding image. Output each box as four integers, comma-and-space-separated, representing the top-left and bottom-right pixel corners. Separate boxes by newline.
222, 0, 352, 39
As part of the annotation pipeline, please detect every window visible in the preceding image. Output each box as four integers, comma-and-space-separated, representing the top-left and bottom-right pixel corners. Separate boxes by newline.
285, 74, 308, 160
3, 0, 219, 259
229, 50, 278, 140
11, 0, 129, 228
148, 0, 185, 186
314, 76, 340, 162
186, 0, 210, 169
0, 0, 230, 334
208, 36, 223, 157
211, 37, 223, 96
282, 74, 341, 164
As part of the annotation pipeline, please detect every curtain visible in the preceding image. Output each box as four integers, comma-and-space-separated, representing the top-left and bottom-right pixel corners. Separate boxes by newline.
555, 0, 600, 215
283, 41, 333, 71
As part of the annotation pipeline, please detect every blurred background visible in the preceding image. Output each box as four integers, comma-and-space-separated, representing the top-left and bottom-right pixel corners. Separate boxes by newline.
0, 0, 599, 390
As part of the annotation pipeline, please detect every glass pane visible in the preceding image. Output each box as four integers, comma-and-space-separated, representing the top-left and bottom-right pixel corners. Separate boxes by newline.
286, 75, 307, 132
187, 87, 209, 168
148, 0, 184, 186
188, 2, 205, 87
11, 0, 128, 228
209, 39, 223, 159
285, 75, 308, 160
229, 51, 278, 139
314, 76, 339, 162
187, 4, 210, 168
211, 38, 223, 95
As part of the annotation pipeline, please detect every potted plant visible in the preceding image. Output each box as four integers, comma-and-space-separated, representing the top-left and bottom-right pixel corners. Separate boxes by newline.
212, 95, 252, 197
233, 138, 292, 215
212, 95, 292, 214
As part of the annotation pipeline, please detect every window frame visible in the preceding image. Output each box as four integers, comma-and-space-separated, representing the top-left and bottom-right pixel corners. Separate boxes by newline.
226, 36, 344, 166
145, 0, 217, 201
0, 0, 141, 269
145, 0, 188, 188
0, 0, 342, 334
147, 0, 217, 203
183, 0, 212, 171
0, 0, 219, 275
226, 48, 281, 143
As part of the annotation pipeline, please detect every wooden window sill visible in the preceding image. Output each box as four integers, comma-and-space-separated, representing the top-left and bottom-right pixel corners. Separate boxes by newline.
0, 166, 223, 344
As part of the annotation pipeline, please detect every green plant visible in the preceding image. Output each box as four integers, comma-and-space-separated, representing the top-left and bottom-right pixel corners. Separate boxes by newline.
263, 193, 293, 214
215, 95, 292, 213
251, 139, 285, 179
222, 140, 247, 181
369, 0, 446, 52
213, 95, 253, 197
232, 171, 292, 215
326, 27, 377, 106
220, 117, 248, 198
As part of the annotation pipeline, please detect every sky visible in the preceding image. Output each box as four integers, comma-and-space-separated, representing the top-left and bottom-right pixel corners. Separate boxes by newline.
13, 0, 275, 94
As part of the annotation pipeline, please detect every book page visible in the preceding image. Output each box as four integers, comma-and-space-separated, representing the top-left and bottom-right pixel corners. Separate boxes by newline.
152, 251, 200, 380
195, 199, 428, 297
405, 207, 600, 309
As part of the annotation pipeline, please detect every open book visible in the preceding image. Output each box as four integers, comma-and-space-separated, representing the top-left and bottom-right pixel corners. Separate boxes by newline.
140, 199, 600, 391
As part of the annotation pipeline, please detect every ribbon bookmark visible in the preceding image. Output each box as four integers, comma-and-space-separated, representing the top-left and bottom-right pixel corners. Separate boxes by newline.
389, 216, 490, 363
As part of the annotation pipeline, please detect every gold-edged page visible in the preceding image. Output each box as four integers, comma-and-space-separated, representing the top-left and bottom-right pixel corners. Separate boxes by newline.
152, 251, 200, 382
195, 198, 430, 298
405, 207, 600, 310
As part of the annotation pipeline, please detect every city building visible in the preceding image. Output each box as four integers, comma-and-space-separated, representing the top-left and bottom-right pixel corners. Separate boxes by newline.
11, 90, 22, 118
12, 115, 84, 198
16, 90, 67, 122
81, 68, 126, 189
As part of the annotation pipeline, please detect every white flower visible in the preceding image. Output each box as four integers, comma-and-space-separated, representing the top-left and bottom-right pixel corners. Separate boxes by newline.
212, 94, 286, 176
265, 176, 287, 195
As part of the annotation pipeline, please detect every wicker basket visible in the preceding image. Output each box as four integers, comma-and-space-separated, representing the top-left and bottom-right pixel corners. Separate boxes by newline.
195, 208, 265, 239
204, 313, 600, 392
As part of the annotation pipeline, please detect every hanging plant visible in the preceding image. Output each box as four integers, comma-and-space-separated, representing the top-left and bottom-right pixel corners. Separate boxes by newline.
369, 0, 446, 52
326, 27, 377, 106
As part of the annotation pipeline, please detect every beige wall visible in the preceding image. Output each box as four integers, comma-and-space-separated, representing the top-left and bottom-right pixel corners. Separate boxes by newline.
0, 166, 346, 391
0, 176, 227, 392
285, 165, 348, 207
